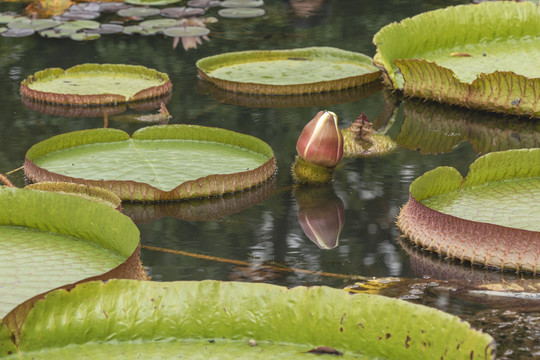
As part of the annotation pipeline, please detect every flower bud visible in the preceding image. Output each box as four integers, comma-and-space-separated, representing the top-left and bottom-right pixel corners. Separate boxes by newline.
296, 110, 344, 167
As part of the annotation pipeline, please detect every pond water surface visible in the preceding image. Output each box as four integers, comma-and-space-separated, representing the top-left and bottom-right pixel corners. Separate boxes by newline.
0, 0, 538, 358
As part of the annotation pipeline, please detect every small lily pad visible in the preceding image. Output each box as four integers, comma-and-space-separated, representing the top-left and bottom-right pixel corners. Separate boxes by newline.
197, 47, 381, 95
0, 13, 19, 24
117, 7, 161, 17
123, 25, 161, 35
56, 20, 100, 31
1, 28, 34, 37
221, 0, 264, 7
163, 25, 209, 37
139, 18, 180, 29
39, 28, 76, 38
24, 125, 277, 202
160, 6, 205, 18
397, 148, 540, 273
55, 11, 101, 21
187, 0, 221, 7
218, 7, 265, 18
70, 32, 101, 41
85, 23, 124, 34
20, 64, 172, 105
125, 0, 181, 6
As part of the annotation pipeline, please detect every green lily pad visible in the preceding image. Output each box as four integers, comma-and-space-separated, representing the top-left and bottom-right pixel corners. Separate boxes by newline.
116, 7, 161, 17
0, 280, 495, 359
20, 64, 172, 105
24, 125, 277, 202
218, 7, 265, 18
0, 187, 143, 319
373, 2, 540, 117
162, 25, 209, 37
55, 20, 100, 31
123, 25, 161, 35
197, 47, 381, 95
139, 18, 180, 29
221, 0, 264, 7
39, 28, 76, 39
397, 148, 540, 273
70, 32, 100, 41
395, 99, 540, 155
125, 0, 181, 6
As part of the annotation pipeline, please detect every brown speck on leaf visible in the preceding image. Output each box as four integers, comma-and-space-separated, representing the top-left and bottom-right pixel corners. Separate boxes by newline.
386, 333, 391, 339
103, 310, 108, 319
307, 347, 343, 356
405, 335, 411, 349
357, 322, 364, 329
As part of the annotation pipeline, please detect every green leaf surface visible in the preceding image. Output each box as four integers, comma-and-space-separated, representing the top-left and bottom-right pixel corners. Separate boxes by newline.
20, 64, 172, 105
2, 280, 495, 359
197, 47, 380, 94
0, 187, 140, 318
373, 2, 540, 116
25, 125, 276, 201
399, 149, 540, 273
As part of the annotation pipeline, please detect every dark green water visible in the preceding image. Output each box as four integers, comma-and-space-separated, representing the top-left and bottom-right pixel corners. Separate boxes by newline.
0, 0, 538, 358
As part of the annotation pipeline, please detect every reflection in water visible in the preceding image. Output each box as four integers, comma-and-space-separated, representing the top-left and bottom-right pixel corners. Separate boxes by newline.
289, 0, 325, 18
123, 177, 276, 223
293, 184, 345, 249
395, 98, 540, 154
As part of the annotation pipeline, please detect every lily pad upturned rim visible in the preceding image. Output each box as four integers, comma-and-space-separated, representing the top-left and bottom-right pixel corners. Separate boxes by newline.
0, 187, 146, 339
0, 279, 496, 359
20, 63, 173, 106
196, 46, 381, 95
24, 125, 277, 202
372, 2, 540, 117
397, 148, 540, 274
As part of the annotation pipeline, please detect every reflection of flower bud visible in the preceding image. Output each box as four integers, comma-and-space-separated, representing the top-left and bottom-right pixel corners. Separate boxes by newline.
296, 110, 343, 167
295, 185, 345, 250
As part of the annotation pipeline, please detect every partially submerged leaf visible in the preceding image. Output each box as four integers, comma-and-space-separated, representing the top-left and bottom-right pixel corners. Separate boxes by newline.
397, 148, 540, 273
20, 64, 172, 105
197, 47, 381, 95
0, 280, 496, 359
24, 125, 277, 202
218, 7, 265, 18
373, 2, 540, 117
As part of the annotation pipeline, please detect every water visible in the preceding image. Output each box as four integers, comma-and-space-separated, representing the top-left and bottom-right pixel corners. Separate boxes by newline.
0, 0, 538, 358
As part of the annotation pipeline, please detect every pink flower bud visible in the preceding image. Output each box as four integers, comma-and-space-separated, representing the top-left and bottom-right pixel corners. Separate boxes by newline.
296, 110, 344, 167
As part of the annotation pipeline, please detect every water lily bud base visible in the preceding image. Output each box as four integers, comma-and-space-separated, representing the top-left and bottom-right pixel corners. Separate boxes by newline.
291, 156, 335, 184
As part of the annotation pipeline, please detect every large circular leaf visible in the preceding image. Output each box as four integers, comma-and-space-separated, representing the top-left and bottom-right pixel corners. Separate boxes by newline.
24, 125, 277, 202
373, 2, 540, 117
0, 280, 495, 359
196, 47, 381, 95
20, 64, 173, 106
0, 187, 144, 320
397, 148, 540, 273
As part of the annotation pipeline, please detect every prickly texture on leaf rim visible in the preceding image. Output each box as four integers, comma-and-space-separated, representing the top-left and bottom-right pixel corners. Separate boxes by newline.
197, 47, 381, 95
397, 148, 540, 273
24, 125, 277, 202
1, 280, 495, 359
20, 64, 173, 106
0, 187, 146, 342
373, 2, 540, 117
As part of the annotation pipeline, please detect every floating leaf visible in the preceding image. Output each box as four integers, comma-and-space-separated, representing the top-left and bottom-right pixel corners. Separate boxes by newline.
24, 125, 277, 202
0, 187, 143, 320
139, 18, 179, 29
25, 182, 122, 209
187, 0, 221, 7
70, 32, 100, 41
85, 23, 124, 34
197, 47, 381, 95
162, 25, 209, 37
20, 64, 172, 105
125, 0, 181, 6
123, 25, 161, 35
221, 0, 264, 7
218, 7, 265, 18
397, 148, 540, 273
373, 2, 540, 117
160, 6, 205, 17
1, 27, 34, 37
117, 7, 161, 17
0, 280, 495, 359
55, 20, 100, 30
39, 28, 75, 38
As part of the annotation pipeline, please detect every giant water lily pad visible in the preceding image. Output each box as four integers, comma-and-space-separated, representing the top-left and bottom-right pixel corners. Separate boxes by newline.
196, 47, 381, 95
373, 2, 540, 117
20, 64, 172, 106
24, 125, 276, 202
0, 279, 495, 359
0, 187, 144, 320
397, 148, 540, 273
